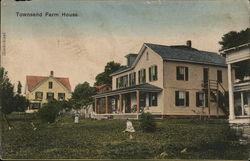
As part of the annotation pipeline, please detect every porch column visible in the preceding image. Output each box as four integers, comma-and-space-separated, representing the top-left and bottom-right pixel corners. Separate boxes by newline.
228, 63, 235, 120
105, 96, 108, 114
136, 90, 140, 113
241, 92, 244, 116
94, 98, 97, 113
119, 94, 123, 113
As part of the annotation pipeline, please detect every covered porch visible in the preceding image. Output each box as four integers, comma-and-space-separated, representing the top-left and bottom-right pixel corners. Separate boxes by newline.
92, 83, 162, 119
25, 99, 42, 113
232, 81, 250, 123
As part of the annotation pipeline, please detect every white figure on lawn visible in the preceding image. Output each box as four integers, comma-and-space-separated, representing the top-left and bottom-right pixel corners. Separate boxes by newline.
123, 118, 135, 133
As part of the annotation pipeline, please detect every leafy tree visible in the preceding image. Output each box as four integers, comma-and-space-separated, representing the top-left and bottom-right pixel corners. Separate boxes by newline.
17, 81, 22, 95
0, 67, 15, 128
71, 82, 96, 110
13, 81, 29, 112
219, 28, 250, 50
219, 28, 250, 79
94, 61, 121, 86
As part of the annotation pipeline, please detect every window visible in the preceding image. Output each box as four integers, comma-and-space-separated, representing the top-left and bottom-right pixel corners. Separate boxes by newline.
35, 92, 43, 100
176, 66, 188, 81
129, 72, 136, 86
196, 92, 205, 107
117, 75, 128, 89
49, 81, 53, 89
149, 92, 158, 106
58, 93, 65, 100
47, 92, 54, 100
138, 69, 146, 84
175, 91, 189, 106
149, 65, 158, 81
217, 70, 222, 83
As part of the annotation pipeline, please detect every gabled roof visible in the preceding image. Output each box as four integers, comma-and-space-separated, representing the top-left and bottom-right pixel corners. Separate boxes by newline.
26, 75, 71, 92
145, 43, 226, 66
110, 43, 226, 76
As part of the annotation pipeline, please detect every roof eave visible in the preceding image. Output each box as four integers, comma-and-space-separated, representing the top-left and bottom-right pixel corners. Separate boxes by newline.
163, 58, 227, 67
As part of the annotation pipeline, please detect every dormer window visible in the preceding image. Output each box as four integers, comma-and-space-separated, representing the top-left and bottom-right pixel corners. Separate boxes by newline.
49, 82, 53, 89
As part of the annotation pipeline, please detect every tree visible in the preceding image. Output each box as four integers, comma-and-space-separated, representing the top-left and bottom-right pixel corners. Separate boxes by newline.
71, 82, 96, 110
94, 61, 121, 86
17, 81, 22, 95
13, 81, 29, 112
219, 28, 250, 50
219, 28, 250, 79
0, 67, 15, 128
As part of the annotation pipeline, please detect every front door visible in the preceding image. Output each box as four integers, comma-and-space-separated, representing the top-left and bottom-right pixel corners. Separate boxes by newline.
125, 94, 131, 113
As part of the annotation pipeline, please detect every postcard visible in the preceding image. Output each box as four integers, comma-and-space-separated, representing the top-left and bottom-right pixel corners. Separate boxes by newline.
1, 0, 249, 160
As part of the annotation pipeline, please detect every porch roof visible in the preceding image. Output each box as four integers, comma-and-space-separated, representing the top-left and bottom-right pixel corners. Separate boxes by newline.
93, 83, 162, 98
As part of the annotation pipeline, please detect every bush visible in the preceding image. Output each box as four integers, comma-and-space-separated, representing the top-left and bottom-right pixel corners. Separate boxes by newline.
139, 112, 156, 132
38, 100, 61, 123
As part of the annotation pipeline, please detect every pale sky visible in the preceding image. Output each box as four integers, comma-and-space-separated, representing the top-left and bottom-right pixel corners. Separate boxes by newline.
1, 0, 249, 91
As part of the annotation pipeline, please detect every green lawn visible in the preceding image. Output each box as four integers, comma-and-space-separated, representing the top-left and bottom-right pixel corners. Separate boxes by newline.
1, 114, 249, 160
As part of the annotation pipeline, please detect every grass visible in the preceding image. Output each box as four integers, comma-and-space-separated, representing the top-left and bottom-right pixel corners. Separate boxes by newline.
1, 114, 249, 159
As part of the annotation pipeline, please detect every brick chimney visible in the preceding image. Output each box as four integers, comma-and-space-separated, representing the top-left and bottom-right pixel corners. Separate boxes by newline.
186, 40, 192, 48
50, 71, 54, 77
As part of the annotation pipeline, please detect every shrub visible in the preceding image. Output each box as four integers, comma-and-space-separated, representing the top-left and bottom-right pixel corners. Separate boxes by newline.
38, 100, 61, 123
139, 112, 156, 132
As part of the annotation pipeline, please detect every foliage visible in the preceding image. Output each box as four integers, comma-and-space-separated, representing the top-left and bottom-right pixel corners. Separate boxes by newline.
17, 81, 22, 95
13, 81, 29, 112
1, 115, 248, 159
13, 95, 29, 112
0, 67, 15, 115
38, 100, 62, 123
71, 81, 96, 109
94, 61, 121, 86
219, 28, 250, 50
139, 112, 156, 132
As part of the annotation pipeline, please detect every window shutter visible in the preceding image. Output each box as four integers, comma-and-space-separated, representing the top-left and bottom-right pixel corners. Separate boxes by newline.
175, 91, 179, 106
149, 67, 152, 81
143, 69, 146, 82
176, 67, 179, 80
155, 66, 158, 80
116, 78, 118, 88
196, 92, 199, 107
185, 67, 189, 81
186, 91, 189, 106
134, 72, 136, 85
138, 71, 140, 83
